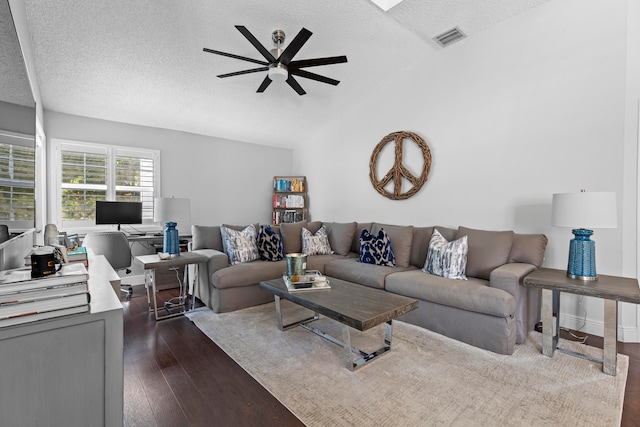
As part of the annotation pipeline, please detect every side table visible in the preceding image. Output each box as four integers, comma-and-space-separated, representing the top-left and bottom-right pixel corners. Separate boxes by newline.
523, 267, 640, 375
135, 252, 207, 320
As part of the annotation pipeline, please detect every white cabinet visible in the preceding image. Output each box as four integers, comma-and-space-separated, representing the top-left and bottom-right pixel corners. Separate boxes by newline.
0, 255, 124, 427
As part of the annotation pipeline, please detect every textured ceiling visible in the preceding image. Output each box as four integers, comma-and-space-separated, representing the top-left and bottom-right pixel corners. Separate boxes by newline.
0, 0, 34, 107
19, 0, 551, 148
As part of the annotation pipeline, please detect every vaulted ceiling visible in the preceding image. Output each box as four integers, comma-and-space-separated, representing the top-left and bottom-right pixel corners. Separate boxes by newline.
19, 0, 552, 148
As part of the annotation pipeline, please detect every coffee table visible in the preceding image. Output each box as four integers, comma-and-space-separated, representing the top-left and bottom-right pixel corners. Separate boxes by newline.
259, 276, 418, 371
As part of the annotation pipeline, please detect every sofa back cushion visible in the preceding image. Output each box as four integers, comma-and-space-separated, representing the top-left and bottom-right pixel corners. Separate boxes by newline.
371, 223, 414, 268
191, 225, 223, 251
280, 220, 322, 254
508, 233, 548, 267
456, 226, 514, 280
325, 222, 357, 256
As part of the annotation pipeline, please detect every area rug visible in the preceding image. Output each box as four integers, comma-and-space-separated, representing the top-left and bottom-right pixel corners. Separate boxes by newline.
186, 301, 628, 426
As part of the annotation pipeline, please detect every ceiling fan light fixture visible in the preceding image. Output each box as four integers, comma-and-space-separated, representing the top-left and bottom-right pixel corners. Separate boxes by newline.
268, 63, 288, 81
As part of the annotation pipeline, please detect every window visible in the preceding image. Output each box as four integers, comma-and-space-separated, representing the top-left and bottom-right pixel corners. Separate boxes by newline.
0, 131, 36, 230
52, 139, 160, 229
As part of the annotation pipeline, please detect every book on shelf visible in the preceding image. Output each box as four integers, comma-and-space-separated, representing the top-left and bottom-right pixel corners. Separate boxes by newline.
0, 263, 89, 294
0, 305, 89, 328
274, 177, 305, 192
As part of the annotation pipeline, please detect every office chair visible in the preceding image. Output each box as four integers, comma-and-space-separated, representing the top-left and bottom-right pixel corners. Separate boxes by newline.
82, 231, 134, 298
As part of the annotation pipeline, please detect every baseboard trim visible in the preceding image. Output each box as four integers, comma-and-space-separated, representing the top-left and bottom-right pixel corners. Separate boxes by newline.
559, 313, 640, 343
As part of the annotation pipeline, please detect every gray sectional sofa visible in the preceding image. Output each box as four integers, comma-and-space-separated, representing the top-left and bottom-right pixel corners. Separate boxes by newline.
189, 221, 547, 355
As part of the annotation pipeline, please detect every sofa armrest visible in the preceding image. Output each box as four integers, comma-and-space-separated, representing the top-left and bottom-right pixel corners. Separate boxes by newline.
489, 263, 536, 298
490, 263, 539, 344
189, 249, 229, 309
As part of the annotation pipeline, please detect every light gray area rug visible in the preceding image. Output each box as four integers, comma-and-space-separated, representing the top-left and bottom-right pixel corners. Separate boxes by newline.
186, 301, 628, 426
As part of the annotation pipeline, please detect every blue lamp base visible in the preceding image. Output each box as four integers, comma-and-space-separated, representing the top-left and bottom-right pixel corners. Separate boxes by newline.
567, 228, 597, 281
163, 221, 181, 258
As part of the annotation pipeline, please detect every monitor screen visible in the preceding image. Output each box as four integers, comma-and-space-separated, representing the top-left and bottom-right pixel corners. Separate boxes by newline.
95, 201, 143, 228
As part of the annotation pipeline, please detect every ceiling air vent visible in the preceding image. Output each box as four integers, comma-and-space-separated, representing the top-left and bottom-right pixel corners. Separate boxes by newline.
434, 27, 466, 48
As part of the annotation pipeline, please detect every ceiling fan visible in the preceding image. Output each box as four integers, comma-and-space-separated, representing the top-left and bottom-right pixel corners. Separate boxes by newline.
203, 26, 348, 96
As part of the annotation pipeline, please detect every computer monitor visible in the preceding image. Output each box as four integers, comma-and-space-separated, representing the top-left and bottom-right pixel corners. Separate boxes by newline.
95, 201, 143, 230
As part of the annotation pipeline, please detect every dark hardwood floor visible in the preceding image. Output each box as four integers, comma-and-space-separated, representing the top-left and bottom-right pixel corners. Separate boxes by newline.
123, 287, 640, 427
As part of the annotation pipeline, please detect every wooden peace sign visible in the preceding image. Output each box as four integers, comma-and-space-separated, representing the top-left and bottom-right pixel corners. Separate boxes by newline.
369, 131, 432, 200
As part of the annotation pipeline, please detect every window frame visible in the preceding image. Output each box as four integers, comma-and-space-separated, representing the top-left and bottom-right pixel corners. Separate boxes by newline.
0, 130, 36, 231
50, 138, 161, 231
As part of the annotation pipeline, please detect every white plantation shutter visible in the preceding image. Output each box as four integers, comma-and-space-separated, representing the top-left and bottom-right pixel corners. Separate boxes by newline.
53, 139, 160, 228
0, 131, 36, 228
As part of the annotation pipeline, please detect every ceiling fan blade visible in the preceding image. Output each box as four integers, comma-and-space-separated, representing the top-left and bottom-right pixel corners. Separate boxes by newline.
289, 55, 348, 68
203, 48, 268, 66
286, 75, 307, 96
278, 28, 312, 65
257, 76, 272, 93
289, 68, 340, 86
217, 67, 269, 78
235, 25, 277, 63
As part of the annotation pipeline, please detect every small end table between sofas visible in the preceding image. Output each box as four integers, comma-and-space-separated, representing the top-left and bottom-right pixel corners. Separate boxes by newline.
135, 252, 207, 320
523, 267, 640, 375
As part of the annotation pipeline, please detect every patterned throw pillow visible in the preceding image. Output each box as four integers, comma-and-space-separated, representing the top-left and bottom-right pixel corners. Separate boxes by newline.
301, 225, 333, 256
257, 225, 284, 261
359, 228, 395, 266
220, 224, 259, 265
423, 229, 468, 280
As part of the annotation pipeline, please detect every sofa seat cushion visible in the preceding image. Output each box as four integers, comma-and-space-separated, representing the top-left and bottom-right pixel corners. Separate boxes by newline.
325, 258, 416, 289
385, 269, 516, 318
212, 260, 286, 289
306, 253, 353, 274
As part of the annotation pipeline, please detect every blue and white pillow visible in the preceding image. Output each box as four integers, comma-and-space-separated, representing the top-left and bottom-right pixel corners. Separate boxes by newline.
221, 224, 259, 265
423, 229, 468, 280
359, 228, 395, 266
301, 225, 333, 256
258, 225, 284, 261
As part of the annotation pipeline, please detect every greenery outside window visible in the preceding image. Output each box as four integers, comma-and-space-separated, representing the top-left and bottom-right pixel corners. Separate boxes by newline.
52, 139, 160, 229
0, 131, 36, 230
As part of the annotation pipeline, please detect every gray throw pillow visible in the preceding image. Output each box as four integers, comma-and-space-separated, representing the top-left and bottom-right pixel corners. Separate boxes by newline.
508, 233, 548, 267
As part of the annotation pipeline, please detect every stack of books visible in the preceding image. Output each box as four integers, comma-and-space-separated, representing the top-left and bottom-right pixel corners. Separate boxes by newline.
24, 246, 88, 267
66, 246, 88, 267
0, 263, 90, 328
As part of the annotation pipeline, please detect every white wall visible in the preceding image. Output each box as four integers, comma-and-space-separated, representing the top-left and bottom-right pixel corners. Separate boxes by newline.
295, 0, 639, 340
43, 111, 293, 230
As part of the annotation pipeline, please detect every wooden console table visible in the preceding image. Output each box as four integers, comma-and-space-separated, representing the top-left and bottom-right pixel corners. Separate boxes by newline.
523, 267, 640, 375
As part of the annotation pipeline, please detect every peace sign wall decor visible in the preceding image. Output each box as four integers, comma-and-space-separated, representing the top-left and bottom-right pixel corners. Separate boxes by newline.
369, 131, 432, 200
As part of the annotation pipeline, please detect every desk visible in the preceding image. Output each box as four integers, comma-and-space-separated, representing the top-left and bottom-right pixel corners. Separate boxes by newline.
523, 268, 640, 375
126, 233, 191, 254
135, 252, 207, 320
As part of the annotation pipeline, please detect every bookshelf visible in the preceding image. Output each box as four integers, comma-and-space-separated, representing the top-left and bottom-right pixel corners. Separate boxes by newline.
273, 176, 307, 225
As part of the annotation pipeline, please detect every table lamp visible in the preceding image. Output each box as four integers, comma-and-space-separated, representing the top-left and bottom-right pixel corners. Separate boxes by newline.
154, 197, 191, 258
551, 190, 617, 281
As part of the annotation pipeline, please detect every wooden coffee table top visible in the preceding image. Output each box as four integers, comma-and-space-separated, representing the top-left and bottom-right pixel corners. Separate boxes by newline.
260, 277, 418, 331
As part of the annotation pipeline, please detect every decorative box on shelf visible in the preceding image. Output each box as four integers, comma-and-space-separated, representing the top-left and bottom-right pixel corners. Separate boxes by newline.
283, 270, 331, 292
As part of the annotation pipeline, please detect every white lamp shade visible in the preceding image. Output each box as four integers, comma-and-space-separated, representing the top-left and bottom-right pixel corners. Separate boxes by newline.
551, 192, 617, 229
153, 198, 191, 223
